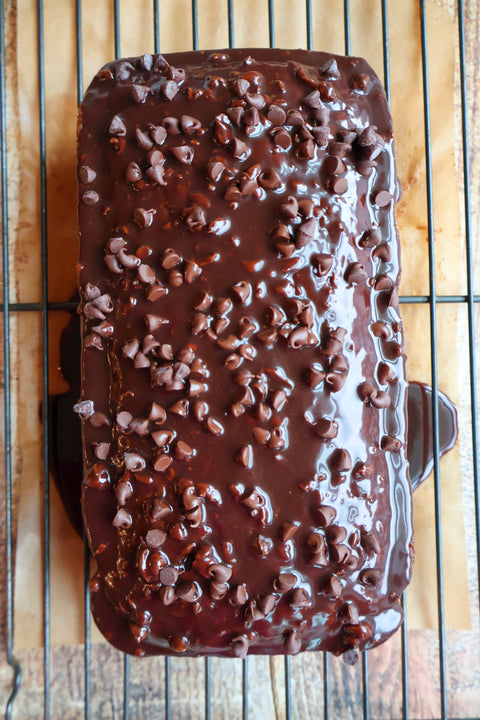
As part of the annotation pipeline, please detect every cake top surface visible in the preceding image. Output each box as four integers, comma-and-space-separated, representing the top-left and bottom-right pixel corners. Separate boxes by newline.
77, 48, 412, 658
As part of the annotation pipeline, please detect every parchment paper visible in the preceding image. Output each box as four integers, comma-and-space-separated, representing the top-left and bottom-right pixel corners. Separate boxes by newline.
10, 0, 469, 650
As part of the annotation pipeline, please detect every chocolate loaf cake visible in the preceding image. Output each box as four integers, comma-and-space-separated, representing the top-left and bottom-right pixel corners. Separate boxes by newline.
76, 48, 413, 660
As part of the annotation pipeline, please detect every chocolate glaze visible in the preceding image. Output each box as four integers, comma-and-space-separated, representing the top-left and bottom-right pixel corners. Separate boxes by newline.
50, 313, 457, 534
75, 48, 417, 659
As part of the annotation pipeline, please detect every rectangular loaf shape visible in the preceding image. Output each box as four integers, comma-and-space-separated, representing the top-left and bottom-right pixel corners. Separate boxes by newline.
77, 48, 413, 660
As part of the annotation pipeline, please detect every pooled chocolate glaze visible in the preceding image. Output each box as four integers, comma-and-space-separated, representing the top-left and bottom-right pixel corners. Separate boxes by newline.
74, 48, 430, 659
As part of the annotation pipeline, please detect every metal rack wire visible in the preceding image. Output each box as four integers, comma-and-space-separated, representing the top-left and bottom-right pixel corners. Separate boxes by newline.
1, 0, 479, 718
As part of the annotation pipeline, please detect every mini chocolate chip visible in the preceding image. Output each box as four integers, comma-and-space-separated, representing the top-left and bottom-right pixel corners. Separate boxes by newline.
251, 534, 272, 557
231, 635, 249, 659
377, 362, 395, 385
229, 584, 248, 605
151, 430, 174, 447
325, 155, 346, 175
373, 190, 392, 207
162, 117, 180, 135
180, 115, 201, 134
231, 138, 250, 160
109, 115, 126, 136
320, 57, 340, 78
112, 508, 132, 528
312, 253, 333, 277
245, 600, 264, 622
168, 270, 183, 287
116, 410, 133, 430
360, 530, 381, 555
136, 127, 153, 149
236, 444, 253, 469
82, 190, 99, 205
273, 573, 297, 593
134, 208, 155, 228
357, 381, 376, 402
146, 164, 166, 185
381, 434, 401, 452
130, 84, 150, 103
114, 481, 131, 505
227, 105, 244, 126
345, 262, 368, 283
137, 264, 156, 284
329, 141, 351, 158
279, 195, 298, 219
331, 176, 348, 194
286, 109, 304, 126
169, 399, 189, 416
258, 168, 282, 190
161, 79, 178, 100
329, 543, 351, 565
290, 588, 310, 608
257, 593, 276, 615
312, 504, 336, 527
296, 217, 317, 247
374, 274, 394, 291
338, 602, 360, 625
89, 412, 111, 428
245, 91, 265, 108
185, 205, 206, 229
271, 389, 287, 411
359, 228, 381, 247
231, 281, 251, 304
206, 160, 225, 182
78, 165, 96, 184
184, 259, 202, 283
252, 427, 270, 445
159, 566, 179, 586
124, 452, 146, 472
176, 580, 201, 603
160, 586, 176, 606
359, 568, 384, 587
146, 529, 166, 549
175, 440, 194, 460
150, 498, 171, 521
146, 283, 167, 302
153, 453, 172, 472
272, 127, 292, 150
244, 107, 260, 127
231, 78, 249, 97
267, 104, 287, 125
148, 148, 165, 166
73, 399, 94, 419
326, 525, 347, 545
208, 563, 232, 583
171, 145, 194, 164
288, 327, 309, 349
217, 334, 241, 351
370, 390, 391, 409
306, 365, 325, 388
283, 630, 301, 655
314, 417, 338, 440
104, 254, 123, 274
297, 139, 315, 159
329, 448, 352, 472
372, 243, 391, 262
94, 442, 110, 460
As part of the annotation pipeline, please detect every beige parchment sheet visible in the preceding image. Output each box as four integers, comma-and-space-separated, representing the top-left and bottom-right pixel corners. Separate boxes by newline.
10, 0, 469, 650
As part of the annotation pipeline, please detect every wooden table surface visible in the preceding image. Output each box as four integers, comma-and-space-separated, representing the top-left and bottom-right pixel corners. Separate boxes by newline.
1, 1, 479, 718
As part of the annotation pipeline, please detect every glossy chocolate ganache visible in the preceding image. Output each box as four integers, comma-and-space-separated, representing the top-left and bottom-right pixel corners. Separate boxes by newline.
70, 48, 457, 660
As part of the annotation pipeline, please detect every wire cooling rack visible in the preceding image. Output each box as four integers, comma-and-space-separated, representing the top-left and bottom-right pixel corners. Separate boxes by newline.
1, 0, 479, 718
